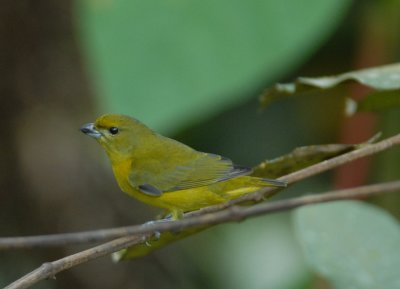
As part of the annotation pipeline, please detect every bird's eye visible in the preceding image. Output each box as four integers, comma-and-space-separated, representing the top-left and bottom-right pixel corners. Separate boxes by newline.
109, 127, 119, 135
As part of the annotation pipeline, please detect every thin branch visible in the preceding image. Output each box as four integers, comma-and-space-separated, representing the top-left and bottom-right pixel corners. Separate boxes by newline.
2, 132, 400, 249
4, 235, 148, 289
5, 180, 400, 289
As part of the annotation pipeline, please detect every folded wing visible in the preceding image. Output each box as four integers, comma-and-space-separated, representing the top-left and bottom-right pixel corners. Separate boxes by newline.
129, 152, 252, 196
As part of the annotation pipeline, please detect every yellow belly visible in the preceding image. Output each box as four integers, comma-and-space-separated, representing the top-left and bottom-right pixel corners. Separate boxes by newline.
116, 175, 266, 219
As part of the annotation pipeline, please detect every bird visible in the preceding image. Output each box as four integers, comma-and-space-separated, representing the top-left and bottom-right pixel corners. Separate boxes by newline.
81, 114, 286, 219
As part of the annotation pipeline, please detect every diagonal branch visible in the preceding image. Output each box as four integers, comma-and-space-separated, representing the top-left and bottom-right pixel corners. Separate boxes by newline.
1, 132, 400, 249
4, 235, 148, 289
5, 180, 400, 289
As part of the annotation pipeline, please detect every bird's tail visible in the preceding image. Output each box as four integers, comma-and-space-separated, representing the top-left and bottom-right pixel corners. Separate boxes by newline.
256, 177, 287, 187
241, 176, 286, 188
214, 176, 286, 200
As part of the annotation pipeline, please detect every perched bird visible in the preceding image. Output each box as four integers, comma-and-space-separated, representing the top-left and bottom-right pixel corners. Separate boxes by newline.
81, 114, 286, 219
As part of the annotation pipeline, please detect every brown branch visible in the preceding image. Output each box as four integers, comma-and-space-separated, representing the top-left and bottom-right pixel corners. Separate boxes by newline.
1, 132, 400, 250
4, 235, 148, 289
5, 180, 400, 289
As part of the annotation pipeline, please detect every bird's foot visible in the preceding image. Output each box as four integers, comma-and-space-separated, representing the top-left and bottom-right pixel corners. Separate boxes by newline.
141, 217, 174, 245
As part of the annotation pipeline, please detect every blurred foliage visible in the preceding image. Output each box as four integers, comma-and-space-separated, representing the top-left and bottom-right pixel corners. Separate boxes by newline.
260, 63, 400, 116
183, 213, 313, 289
77, 0, 350, 132
358, 89, 400, 114
294, 201, 400, 289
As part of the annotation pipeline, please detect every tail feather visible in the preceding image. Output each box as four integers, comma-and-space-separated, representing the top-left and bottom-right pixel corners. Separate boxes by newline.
251, 177, 287, 187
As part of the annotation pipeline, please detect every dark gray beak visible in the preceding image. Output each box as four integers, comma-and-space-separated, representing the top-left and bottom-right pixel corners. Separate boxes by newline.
80, 123, 102, 139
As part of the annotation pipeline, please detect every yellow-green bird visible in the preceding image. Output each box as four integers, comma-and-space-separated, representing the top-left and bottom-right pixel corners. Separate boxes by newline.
81, 114, 286, 219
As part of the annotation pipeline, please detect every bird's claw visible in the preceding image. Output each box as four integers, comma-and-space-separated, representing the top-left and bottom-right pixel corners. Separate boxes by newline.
153, 231, 161, 239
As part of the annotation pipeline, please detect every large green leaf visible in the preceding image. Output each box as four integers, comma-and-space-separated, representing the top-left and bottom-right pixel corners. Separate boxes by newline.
77, 0, 350, 132
293, 201, 400, 289
260, 63, 400, 116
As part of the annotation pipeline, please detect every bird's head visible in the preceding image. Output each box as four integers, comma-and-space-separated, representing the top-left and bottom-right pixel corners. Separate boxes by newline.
80, 114, 154, 159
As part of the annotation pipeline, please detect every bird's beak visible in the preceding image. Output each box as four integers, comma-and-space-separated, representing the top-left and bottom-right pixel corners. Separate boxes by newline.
80, 123, 102, 139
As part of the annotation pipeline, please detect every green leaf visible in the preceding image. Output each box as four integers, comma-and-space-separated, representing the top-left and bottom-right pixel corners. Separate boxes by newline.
357, 90, 400, 114
253, 144, 355, 179
252, 134, 380, 178
77, 0, 350, 132
299, 63, 400, 90
293, 201, 400, 289
261, 63, 400, 115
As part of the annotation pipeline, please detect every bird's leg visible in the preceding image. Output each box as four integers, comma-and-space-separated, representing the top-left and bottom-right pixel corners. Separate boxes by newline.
155, 209, 183, 220
171, 209, 184, 220
141, 209, 184, 246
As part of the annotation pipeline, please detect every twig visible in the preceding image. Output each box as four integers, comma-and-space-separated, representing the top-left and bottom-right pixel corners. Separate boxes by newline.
4, 235, 148, 289
1, 132, 400, 250
5, 180, 400, 289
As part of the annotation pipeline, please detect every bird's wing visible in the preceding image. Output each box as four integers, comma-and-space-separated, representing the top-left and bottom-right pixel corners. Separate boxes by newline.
128, 153, 252, 196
